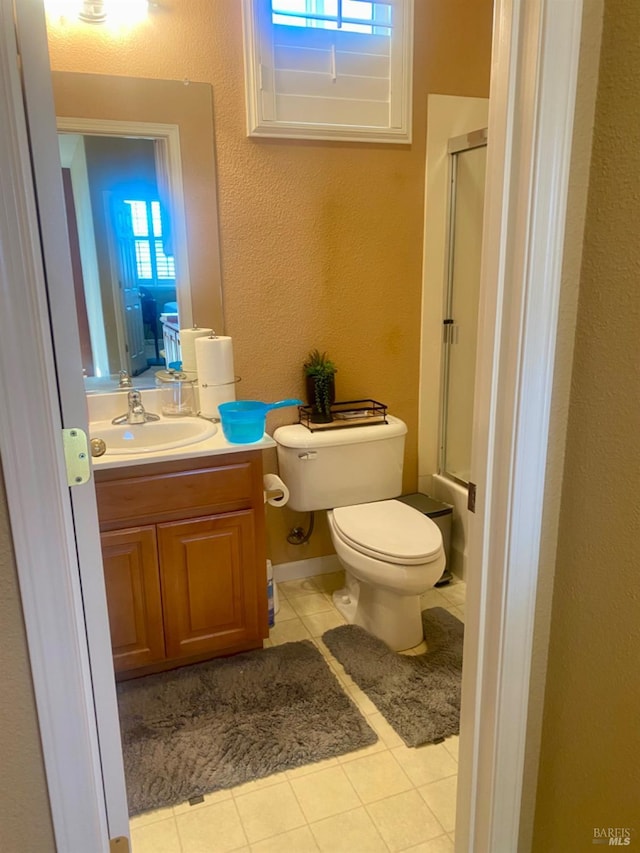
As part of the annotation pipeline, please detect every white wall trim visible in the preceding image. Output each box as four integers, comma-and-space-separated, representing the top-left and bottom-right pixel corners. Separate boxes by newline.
273, 554, 341, 584
457, 0, 585, 850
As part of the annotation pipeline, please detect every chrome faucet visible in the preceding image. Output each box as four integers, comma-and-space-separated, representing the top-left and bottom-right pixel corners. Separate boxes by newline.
118, 369, 133, 389
112, 390, 160, 425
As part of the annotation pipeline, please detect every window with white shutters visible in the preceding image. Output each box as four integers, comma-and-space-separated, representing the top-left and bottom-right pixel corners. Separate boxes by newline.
242, 0, 414, 143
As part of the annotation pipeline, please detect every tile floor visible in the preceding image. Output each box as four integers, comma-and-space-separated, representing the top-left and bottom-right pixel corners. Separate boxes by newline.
129, 572, 466, 853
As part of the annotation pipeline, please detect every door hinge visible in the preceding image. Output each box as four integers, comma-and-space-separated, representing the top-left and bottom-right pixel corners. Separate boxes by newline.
109, 837, 130, 853
468, 482, 477, 513
61, 428, 91, 486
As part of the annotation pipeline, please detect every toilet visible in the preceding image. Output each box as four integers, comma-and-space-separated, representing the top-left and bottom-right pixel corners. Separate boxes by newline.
273, 416, 445, 650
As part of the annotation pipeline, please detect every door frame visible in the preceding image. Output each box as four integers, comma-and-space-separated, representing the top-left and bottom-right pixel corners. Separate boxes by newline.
0, 2, 585, 853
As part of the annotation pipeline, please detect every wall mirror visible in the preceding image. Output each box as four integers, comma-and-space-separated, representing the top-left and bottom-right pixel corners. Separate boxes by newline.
52, 71, 224, 391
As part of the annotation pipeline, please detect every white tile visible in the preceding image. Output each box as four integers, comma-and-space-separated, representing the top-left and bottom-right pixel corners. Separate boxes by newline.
391, 743, 458, 786
175, 798, 247, 852
337, 738, 387, 762
172, 787, 233, 815
129, 805, 175, 829
279, 577, 322, 598
130, 816, 182, 853
344, 681, 379, 716
300, 610, 346, 637
285, 756, 339, 780
418, 776, 458, 833
274, 597, 297, 622
341, 750, 413, 804
234, 780, 306, 843
367, 711, 405, 749
228, 770, 288, 797
268, 617, 312, 645
313, 570, 346, 594
366, 789, 445, 852
400, 834, 455, 853
310, 806, 388, 852
453, 605, 465, 622
438, 583, 466, 606
289, 592, 335, 616
250, 825, 319, 852
290, 765, 361, 822
419, 589, 451, 610
442, 736, 459, 762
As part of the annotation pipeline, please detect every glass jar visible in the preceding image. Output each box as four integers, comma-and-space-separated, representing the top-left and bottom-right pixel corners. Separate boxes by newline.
155, 369, 197, 417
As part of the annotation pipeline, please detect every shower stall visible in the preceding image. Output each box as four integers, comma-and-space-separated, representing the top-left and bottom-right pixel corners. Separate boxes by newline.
439, 128, 487, 487
418, 95, 489, 580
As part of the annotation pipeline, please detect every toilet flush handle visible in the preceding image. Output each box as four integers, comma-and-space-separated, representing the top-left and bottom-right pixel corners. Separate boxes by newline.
298, 451, 318, 461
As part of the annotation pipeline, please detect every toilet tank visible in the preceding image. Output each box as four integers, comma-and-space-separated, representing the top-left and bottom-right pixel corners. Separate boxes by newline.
273, 415, 407, 512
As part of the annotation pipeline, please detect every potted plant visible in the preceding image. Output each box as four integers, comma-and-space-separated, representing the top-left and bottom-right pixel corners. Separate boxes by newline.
304, 349, 337, 423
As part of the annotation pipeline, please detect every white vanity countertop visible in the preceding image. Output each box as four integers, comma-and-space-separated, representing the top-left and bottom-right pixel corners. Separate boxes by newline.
87, 389, 276, 470
90, 425, 276, 471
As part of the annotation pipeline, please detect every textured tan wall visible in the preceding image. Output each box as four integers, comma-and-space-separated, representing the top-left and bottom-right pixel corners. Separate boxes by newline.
46, 0, 493, 563
0, 461, 56, 852
532, 2, 640, 850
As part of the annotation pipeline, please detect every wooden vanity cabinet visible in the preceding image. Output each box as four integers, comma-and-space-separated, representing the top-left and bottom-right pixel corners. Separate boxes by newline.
95, 451, 268, 679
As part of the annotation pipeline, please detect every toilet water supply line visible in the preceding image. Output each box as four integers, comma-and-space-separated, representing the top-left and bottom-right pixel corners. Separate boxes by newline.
287, 512, 315, 545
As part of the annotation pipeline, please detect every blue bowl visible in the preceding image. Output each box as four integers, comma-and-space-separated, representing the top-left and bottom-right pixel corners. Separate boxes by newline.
218, 399, 302, 444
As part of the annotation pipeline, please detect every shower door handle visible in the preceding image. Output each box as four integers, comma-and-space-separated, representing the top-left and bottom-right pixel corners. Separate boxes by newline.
443, 319, 459, 344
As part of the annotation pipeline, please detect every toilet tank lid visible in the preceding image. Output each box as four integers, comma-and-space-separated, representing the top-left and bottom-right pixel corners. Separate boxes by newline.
274, 414, 407, 448
333, 499, 443, 563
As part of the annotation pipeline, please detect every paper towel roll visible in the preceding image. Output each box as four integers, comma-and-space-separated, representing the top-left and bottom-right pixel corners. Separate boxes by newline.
198, 382, 236, 420
179, 327, 213, 374
195, 335, 235, 387
263, 473, 290, 507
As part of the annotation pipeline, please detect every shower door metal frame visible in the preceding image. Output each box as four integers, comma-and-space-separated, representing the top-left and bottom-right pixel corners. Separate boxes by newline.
438, 127, 488, 487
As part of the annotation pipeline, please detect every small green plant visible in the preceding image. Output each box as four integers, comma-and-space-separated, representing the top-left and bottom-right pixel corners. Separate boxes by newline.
304, 349, 337, 420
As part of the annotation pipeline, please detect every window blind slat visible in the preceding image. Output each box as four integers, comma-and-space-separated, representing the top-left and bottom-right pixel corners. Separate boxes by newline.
275, 93, 390, 127
275, 69, 390, 101
274, 44, 391, 78
274, 25, 391, 56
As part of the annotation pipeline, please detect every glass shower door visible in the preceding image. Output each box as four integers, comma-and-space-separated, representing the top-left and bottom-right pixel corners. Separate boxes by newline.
440, 130, 487, 485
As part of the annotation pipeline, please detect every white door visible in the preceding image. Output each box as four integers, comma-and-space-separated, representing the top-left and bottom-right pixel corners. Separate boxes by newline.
11, 0, 130, 844
110, 197, 148, 376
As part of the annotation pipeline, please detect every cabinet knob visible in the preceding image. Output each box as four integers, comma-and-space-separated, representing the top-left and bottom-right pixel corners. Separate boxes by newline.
90, 438, 107, 457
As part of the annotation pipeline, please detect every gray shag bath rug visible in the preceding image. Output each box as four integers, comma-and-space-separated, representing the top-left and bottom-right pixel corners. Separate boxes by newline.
117, 640, 377, 815
322, 607, 463, 748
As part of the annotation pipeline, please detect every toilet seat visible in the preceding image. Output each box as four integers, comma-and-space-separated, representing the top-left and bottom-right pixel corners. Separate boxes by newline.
331, 499, 442, 565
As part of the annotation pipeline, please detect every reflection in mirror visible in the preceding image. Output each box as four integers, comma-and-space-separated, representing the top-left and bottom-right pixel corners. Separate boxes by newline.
58, 125, 185, 383
51, 72, 224, 393
59, 127, 187, 377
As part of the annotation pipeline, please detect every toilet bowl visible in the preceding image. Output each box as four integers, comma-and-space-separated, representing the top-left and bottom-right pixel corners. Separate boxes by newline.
327, 500, 445, 650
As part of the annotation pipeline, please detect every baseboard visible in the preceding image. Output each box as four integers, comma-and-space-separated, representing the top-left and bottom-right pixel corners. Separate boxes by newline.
272, 554, 342, 583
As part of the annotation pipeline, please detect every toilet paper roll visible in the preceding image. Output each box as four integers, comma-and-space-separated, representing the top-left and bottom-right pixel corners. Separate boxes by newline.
199, 382, 236, 420
195, 335, 235, 387
179, 327, 213, 374
263, 473, 289, 507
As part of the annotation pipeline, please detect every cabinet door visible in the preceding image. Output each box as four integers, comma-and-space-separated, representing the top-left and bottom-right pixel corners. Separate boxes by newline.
158, 510, 261, 659
101, 526, 165, 673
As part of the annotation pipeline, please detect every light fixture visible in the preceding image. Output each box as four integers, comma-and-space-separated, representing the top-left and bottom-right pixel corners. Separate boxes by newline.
78, 0, 107, 23
45, 0, 151, 27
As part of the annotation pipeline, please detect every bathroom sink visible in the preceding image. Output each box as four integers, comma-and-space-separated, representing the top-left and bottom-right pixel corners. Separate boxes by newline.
90, 418, 217, 455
